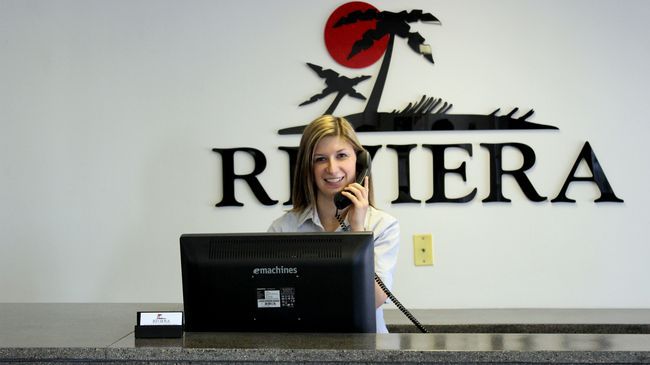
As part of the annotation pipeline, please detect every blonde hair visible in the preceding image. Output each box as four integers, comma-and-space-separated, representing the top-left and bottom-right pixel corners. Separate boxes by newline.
291, 115, 374, 213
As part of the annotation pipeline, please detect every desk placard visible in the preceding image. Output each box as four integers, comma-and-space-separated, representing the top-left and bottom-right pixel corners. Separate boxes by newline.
134, 311, 183, 338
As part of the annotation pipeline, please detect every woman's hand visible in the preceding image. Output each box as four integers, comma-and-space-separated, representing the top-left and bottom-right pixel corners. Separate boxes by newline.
341, 176, 369, 231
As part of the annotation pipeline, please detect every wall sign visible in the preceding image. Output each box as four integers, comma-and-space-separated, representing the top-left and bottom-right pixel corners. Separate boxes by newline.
213, 1, 623, 207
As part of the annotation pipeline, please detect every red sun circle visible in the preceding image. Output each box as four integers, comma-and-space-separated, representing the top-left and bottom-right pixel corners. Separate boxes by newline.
324, 1, 389, 69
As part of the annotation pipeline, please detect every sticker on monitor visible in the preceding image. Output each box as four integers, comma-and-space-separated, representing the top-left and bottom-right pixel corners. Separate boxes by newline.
257, 288, 295, 309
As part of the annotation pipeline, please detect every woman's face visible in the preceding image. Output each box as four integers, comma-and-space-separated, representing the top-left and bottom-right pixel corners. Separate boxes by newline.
312, 136, 357, 200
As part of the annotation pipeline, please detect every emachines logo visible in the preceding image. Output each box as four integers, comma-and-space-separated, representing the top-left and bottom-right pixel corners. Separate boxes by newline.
253, 266, 299, 275
212, 1, 624, 207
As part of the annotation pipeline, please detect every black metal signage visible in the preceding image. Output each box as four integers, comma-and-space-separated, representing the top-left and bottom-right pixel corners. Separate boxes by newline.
213, 1, 623, 207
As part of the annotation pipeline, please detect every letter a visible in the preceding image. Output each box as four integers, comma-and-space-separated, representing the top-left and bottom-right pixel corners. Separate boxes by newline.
552, 142, 624, 203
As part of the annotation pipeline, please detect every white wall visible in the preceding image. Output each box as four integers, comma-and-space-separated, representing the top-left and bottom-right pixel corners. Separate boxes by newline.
1, 0, 649, 308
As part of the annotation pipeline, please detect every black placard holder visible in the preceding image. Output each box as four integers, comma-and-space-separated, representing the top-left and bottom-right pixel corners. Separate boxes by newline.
134, 324, 183, 338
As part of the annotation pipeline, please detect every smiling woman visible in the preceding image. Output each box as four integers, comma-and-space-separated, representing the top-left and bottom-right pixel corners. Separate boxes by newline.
268, 115, 401, 333
278, 115, 374, 230
312, 136, 358, 208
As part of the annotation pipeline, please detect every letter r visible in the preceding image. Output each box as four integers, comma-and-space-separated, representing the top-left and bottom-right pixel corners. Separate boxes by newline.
213, 147, 278, 206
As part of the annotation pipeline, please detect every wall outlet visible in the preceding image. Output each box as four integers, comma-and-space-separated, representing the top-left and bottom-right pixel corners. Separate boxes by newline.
413, 234, 434, 266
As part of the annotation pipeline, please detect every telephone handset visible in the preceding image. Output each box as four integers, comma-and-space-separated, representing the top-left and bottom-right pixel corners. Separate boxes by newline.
333, 150, 371, 210
331, 149, 428, 333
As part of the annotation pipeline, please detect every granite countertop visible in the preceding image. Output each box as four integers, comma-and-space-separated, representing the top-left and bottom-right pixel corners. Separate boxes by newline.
2, 303, 650, 364
385, 308, 650, 333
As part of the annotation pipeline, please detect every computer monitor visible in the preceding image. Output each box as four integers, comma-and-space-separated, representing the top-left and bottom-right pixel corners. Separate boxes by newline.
180, 232, 376, 333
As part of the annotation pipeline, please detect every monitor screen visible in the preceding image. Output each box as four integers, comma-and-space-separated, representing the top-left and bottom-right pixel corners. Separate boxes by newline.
180, 232, 376, 333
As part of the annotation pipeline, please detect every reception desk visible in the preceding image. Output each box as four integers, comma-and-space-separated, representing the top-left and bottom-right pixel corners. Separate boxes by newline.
1, 304, 650, 364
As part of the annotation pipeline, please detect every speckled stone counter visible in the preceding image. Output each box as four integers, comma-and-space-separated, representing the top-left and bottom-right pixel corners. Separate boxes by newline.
385, 308, 650, 334
2, 304, 650, 364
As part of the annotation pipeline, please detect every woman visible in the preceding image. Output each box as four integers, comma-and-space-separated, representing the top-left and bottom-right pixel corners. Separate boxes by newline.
268, 115, 400, 333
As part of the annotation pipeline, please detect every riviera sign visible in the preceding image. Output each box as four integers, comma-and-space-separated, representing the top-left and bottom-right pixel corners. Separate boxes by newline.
212, 2, 624, 207
213, 141, 623, 207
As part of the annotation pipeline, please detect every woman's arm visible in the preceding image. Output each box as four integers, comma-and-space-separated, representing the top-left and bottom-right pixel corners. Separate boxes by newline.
375, 281, 388, 308
371, 214, 400, 308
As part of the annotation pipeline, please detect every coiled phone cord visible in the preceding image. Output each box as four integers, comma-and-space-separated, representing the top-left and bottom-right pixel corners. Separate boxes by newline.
374, 274, 428, 333
336, 209, 429, 334
335, 211, 349, 231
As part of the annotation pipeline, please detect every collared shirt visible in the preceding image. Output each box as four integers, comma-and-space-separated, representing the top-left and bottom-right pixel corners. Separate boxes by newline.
268, 206, 400, 333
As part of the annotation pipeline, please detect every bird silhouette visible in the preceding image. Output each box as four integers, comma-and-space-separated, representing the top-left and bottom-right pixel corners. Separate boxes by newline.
299, 63, 371, 115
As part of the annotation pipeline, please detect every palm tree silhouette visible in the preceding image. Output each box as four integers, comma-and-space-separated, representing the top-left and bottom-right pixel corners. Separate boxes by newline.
334, 9, 440, 126
277, 7, 559, 135
299, 63, 371, 115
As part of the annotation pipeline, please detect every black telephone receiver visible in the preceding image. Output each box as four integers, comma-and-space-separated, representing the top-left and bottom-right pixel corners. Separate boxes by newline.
333, 150, 371, 210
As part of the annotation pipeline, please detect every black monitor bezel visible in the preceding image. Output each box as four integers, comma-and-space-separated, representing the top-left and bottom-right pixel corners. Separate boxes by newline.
180, 231, 376, 333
